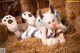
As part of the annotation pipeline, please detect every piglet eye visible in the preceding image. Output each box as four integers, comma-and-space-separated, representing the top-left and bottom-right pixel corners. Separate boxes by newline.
28, 14, 32, 17
4, 20, 6, 22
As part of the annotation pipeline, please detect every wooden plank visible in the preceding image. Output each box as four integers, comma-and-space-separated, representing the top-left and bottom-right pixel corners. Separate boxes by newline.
0, 0, 15, 3
37, 0, 49, 9
0, 3, 4, 19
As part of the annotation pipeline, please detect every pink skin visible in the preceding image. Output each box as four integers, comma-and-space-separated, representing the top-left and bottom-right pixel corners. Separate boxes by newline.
47, 19, 57, 30
14, 30, 21, 40
52, 24, 56, 29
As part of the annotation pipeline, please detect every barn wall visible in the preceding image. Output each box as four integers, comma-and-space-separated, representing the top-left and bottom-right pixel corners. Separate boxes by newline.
37, 0, 49, 9
0, 0, 20, 22
0, 0, 12, 21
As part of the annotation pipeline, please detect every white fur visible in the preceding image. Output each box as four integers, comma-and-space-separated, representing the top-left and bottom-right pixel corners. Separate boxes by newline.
7, 19, 18, 32
43, 13, 57, 25
2, 16, 7, 25
2, 15, 15, 25
21, 11, 60, 46
22, 11, 35, 25
2, 15, 18, 32
43, 10, 67, 32
21, 11, 39, 39
21, 25, 37, 39
21, 10, 66, 45
36, 9, 57, 29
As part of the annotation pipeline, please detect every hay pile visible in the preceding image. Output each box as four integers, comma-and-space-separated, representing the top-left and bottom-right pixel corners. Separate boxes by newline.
75, 16, 80, 33
49, 0, 66, 8
65, 2, 80, 33
0, 23, 8, 44
0, 33, 80, 53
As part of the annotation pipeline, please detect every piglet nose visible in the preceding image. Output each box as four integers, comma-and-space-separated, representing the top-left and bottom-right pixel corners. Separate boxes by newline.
8, 19, 13, 24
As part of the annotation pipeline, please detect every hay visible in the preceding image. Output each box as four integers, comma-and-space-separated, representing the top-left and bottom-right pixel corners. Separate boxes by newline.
0, 32, 80, 53
55, 8, 66, 20
65, 2, 80, 33
75, 16, 80, 33
41, 8, 49, 13
49, 0, 66, 8
0, 23, 8, 44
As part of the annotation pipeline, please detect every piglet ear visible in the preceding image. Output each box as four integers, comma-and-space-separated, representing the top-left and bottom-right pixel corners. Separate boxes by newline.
49, 5, 54, 14
37, 9, 43, 19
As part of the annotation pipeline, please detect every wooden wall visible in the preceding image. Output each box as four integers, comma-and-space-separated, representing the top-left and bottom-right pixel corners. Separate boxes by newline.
0, 0, 15, 21
20, 0, 37, 15
0, 0, 20, 22
36, 0, 49, 9
0, 0, 49, 22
